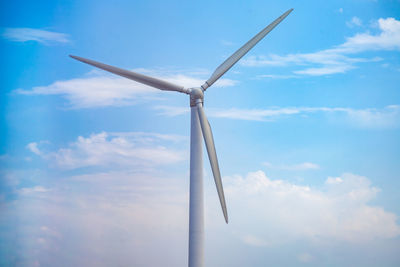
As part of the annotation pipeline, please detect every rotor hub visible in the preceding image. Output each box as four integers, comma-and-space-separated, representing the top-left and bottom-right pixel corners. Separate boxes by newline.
190, 87, 204, 107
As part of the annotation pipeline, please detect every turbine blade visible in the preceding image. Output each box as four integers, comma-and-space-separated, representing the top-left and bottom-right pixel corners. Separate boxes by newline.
202, 8, 293, 90
70, 55, 188, 94
197, 104, 228, 223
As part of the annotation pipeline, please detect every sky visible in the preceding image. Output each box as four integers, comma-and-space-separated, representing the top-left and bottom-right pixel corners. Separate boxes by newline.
1, 0, 400, 266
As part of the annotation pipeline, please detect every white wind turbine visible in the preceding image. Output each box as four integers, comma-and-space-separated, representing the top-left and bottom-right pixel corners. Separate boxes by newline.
70, 8, 292, 267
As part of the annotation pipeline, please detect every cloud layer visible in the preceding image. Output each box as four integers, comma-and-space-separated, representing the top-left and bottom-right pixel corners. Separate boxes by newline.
15, 69, 237, 108
2, 168, 399, 266
6, 124, 400, 265
27, 132, 187, 169
2, 28, 70, 44
155, 105, 400, 128
241, 17, 400, 76
226, 171, 400, 244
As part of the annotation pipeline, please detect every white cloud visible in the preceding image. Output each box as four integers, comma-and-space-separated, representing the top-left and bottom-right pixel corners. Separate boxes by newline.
297, 252, 313, 263
28, 132, 187, 170
325, 177, 343, 185
263, 162, 320, 171
341, 18, 400, 52
18, 186, 50, 194
154, 105, 188, 117
15, 69, 236, 108
2, 28, 70, 44
155, 105, 400, 128
209, 107, 302, 121
226, 171, 400, 243
241, 17, 400, 76
220, 39, 235, 46
344, 105, 400, 128
294, 64, 355, 76
257, 74, 299, 79
213, 78, 237, 87
16, 74, 160, 108
27, 142, 42, 155
241, 234, 269, 247
346, 16, 363, 28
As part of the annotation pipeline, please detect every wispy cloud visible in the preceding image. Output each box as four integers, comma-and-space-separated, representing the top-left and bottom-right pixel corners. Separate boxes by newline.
26, 142, 42, 156
241, 17, 400, 76
2, 28, 70, 44
257, 74, 299, 79
346, 16, 363, 28
15, 69, 237, 108
297, 253, 314, 263
154, 105, 189, 117
241, 234, 269, 247
155, 105, 400, 128
220, 39, 235, 46
294, 64, 356, 76
18, 186, 50, 194
28, 132, 187, 170
263, 162, 320, 171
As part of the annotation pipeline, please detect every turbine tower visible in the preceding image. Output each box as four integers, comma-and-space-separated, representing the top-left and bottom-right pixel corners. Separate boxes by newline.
70, 8, 293, 267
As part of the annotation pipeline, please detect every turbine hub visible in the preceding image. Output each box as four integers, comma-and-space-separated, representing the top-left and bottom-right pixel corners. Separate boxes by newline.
190, 87, 204, 107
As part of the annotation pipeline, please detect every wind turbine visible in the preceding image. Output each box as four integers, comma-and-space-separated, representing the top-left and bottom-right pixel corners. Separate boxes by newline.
70, 8, 293, 267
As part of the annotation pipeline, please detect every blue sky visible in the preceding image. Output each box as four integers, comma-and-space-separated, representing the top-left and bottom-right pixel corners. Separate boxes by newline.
1, 0, 400, 266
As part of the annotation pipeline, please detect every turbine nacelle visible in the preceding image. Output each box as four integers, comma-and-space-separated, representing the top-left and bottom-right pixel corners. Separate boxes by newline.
189, 87, 204, 106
